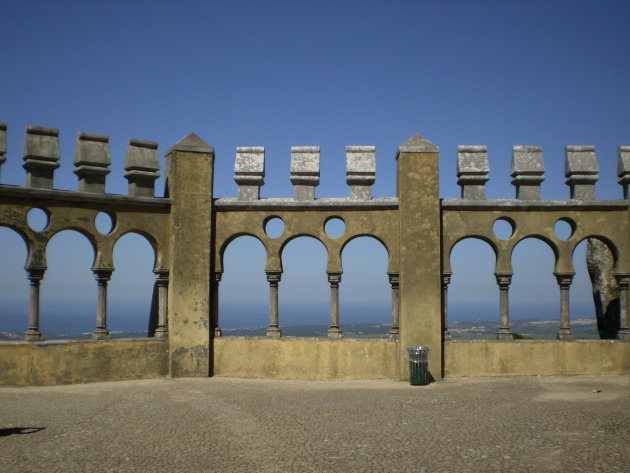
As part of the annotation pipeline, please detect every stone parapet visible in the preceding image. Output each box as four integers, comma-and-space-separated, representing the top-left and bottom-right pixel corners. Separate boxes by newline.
73, 132, 111, 193
346, 145, 376, 200
124, 139, 160, 197
22, 126, 61, 189
565, 145, 599, 200
234, 146, 265, 200
511, 145, 544, 200
457, 145, 489, 199
290, 146, 320, 201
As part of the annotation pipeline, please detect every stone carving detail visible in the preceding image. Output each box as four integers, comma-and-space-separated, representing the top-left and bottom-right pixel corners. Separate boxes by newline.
565, 146, 599, 200
234, 147, 265, 200
291, 146, 320, 201
23, 126, 61, 189
511, 145, 544, 200
617, 146, 630, 200
457, 145, 489, 199
73, 132, 111, 193
346, 146, 376, 200
124, 139, 160, 197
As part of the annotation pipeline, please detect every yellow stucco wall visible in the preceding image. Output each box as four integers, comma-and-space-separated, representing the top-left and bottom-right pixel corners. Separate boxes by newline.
444, 340, 630, 377
0, 339, 169, 386
213, 338, 400, 380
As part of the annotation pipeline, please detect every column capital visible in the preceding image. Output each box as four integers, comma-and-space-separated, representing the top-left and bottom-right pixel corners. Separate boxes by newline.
613, 273, 629, 288
327, 272, 342, 285
213, 271, 223, 283
154, 269, 169, 284
266, 270, 282, 284
554, 272, 574, 288
442, 272, 452, 286
26, 267, 46, 282
495, 273, 512, 288
388, 271, 400, 286
93, 268, 113, 282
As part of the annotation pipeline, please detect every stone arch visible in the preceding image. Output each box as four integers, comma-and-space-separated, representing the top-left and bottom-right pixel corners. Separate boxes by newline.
340, 233, 391, 271
108, 232, 157, 334
0, 226, 30, 334
339, 235, 390, 328
219, 235, 268, 331
218, 232, 268, 273
114, 230, 159, 271
279, 233, 329, 272
446, 235, 498, 274
510, 235, 560, 271
447, 237, 498, 338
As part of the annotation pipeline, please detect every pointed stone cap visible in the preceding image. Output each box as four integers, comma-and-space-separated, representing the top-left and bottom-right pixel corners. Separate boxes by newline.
396, 134, 439, 157
617, 146, 630, 177
166, 133, 214, 156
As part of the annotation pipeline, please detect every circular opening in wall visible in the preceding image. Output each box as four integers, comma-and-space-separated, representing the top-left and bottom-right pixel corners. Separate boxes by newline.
27, 208, 49, 232
264, 217, 285, 238
554, 218, 575, 241
95, 212, 115, 235
492, 218, 514, 240
325, 217, 345, 239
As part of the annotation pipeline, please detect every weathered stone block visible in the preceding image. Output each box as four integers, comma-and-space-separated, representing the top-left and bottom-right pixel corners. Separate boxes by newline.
73, 132, 111, 193
457, 145, 489, 200
22, 126, 61, 189
617, 146, 630, 199
124, 139, 160, 197
234, 146, 265, 200
346, 146, 375, 200
511, 145, 544, 200
291, 146, 320, 201
565, 146, 598, 200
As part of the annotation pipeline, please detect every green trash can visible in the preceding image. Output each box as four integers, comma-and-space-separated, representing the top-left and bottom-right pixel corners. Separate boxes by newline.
406, 346, 430, 385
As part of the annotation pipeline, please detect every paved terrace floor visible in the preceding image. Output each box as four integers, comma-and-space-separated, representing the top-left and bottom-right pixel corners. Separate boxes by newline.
1, 375, 628, 473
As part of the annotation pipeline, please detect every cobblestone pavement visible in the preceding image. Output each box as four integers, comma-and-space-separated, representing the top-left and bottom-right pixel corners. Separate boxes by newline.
0, 375, 628, 473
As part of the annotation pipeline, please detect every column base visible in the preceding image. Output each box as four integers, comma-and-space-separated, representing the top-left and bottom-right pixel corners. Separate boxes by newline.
266, 327, 282, 338
497, 329, 513, 340
154, 327, 168, 339
213, 327, 223, 338
442, 329, 452, 341
617, 329, 630, 340
328, 328, 343, 339
92, 328, 110, 340
24, 329, 42, 342
557, 328, 574, 340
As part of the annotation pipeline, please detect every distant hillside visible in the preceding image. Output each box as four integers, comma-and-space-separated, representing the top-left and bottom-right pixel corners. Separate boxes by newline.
0, 319, 601, 341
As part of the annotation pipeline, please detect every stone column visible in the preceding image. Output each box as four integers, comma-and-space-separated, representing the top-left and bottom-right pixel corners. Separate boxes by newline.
22, 126, 61, 189
388, 272, 400, 340
397, 134, 442, 379
555, 273, 574, 340
154, 270, 169, 339
511, 145, 545, 200
496, 274, 513, 340
457, 145, 489, 200
442, 272, 452, 341
212, 272, 223, 338
327, 272, 342, 338
565, 146, 599, 200
93, 269, 113, 340
291, 146, 320, 201
266, 271, 282, 337
24, 268, 45, 341
166, 133, 214, 377
614, 273, 630, 340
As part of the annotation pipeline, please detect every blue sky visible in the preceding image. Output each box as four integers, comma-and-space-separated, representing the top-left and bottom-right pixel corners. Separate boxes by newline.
1, 0, 628, 333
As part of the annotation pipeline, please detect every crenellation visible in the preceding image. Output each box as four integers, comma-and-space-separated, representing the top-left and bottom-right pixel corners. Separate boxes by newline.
234, 146, 265, 200
73, 132, 111, 193
346, 145, 376, 200
617, 146, 630, 200
457, 145, 489, 200
22, 126, 61, 189
565, 145, 599, 200
124, 139, 160, 197
291, 146, 320, 201
511, 145, 544, 200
